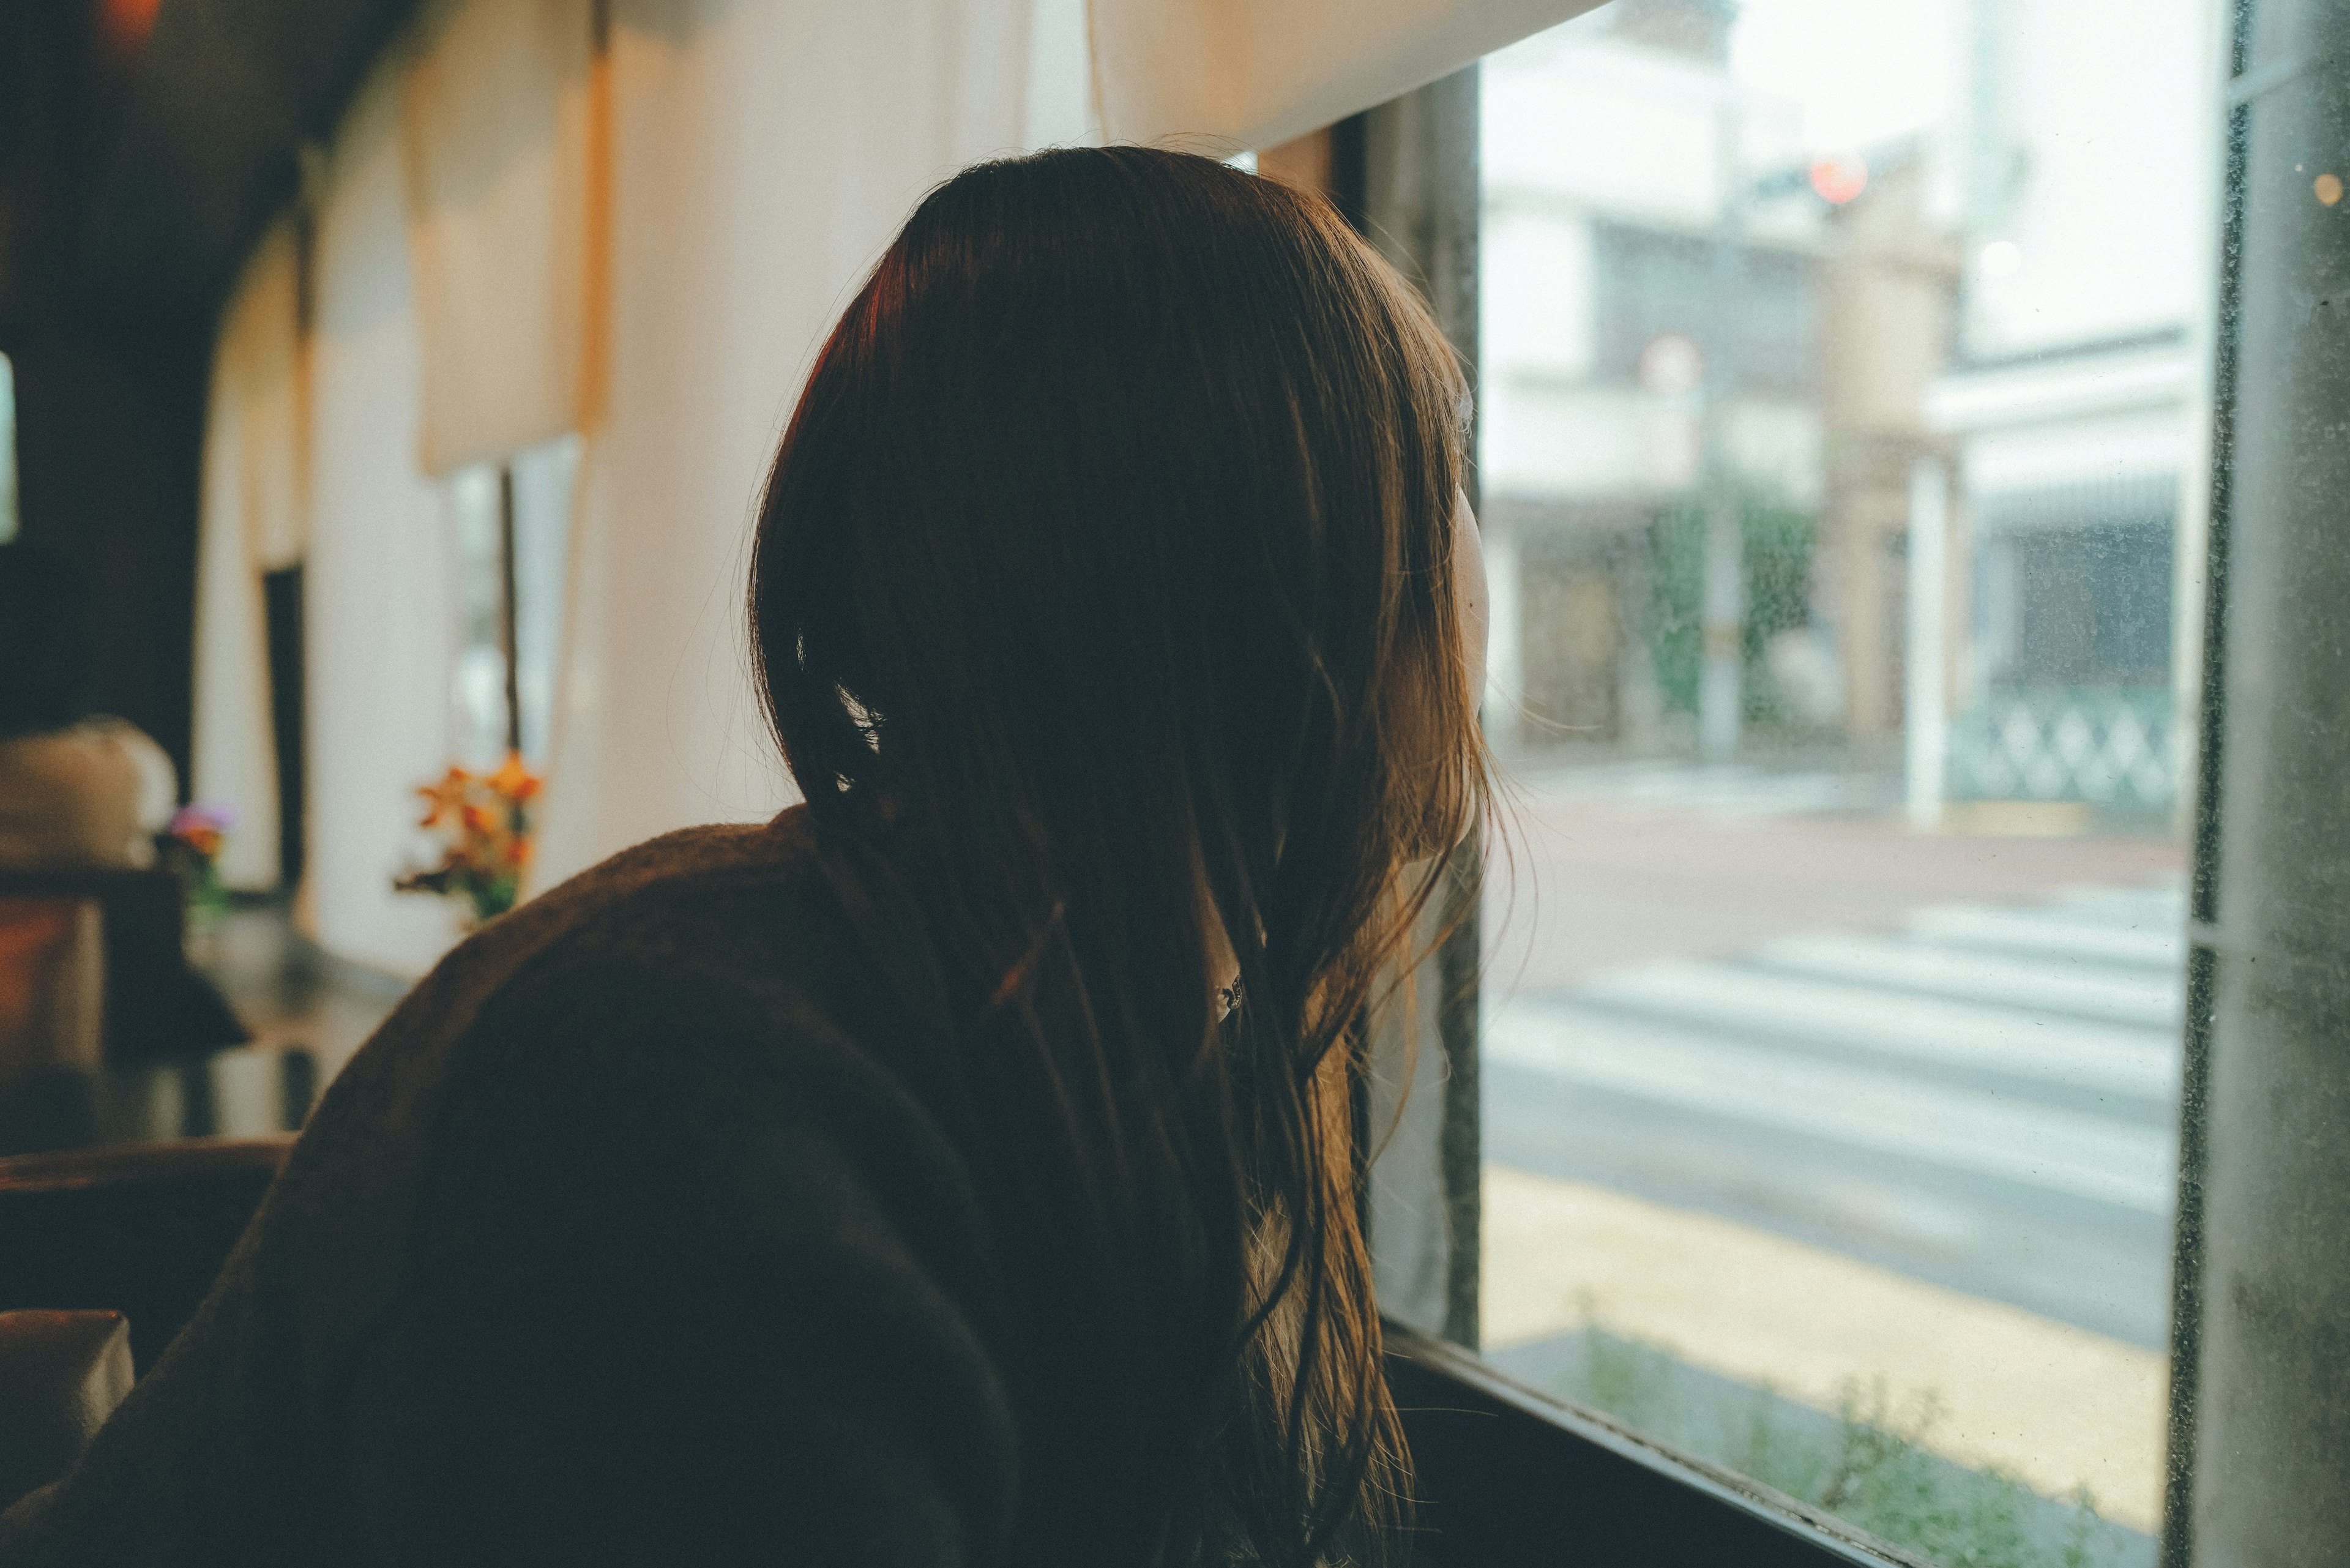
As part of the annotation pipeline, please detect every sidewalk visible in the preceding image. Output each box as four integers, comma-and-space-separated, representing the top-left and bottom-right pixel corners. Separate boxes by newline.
1483, 769, 2185, 996
1483, 1165, 2168, 1534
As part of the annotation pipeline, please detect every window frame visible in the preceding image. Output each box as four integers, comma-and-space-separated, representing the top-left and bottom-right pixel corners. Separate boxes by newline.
1385, 1323, 1935, 1567
1338, 28, 2321, 1555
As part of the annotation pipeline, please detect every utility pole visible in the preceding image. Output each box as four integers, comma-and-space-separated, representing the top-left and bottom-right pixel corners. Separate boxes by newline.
1696, 91, 1745, 764
1904, 457, 1949, 830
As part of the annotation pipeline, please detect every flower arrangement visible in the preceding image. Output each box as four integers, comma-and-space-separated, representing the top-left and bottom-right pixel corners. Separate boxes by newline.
394, 753, 542, 926
160, 802, 236, 921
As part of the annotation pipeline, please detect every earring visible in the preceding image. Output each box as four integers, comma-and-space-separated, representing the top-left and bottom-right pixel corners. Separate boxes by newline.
1216, 979, 1244, 1017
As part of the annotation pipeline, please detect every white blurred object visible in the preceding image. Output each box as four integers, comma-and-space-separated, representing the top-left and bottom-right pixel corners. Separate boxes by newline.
0, 721, 174, 870
1764, 629, 1845, 728
1978, 239, 2024, 279
1638, 332, 1704, 395
1905, 456, 1949, 829
1642, 408, 1702, 488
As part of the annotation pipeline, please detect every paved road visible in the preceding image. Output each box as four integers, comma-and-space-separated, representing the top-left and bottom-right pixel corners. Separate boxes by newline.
1483, 878, 2187, 1349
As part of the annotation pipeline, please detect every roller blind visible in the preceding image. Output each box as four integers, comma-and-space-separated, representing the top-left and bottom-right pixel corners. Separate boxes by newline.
1087, 0, 1602, 151
401, 0, 605, 476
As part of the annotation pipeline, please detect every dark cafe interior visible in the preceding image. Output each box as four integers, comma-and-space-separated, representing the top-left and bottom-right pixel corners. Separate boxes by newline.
0, 0, 2344, 1562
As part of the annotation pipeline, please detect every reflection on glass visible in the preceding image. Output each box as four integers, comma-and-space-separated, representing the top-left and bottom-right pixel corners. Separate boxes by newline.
1475, 1, 2214, 1562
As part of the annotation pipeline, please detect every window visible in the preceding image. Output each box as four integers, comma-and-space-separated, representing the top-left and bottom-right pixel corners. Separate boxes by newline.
1351, 0, 2281, 1563
447, 433, 578, 769
0, 351, 18, 544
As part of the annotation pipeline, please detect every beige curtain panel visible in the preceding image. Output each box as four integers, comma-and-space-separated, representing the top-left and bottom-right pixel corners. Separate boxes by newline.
1089, 0, 1603, 152
192, 216, 307, 891
236, 221, 311, 573
311, 54, 472, 979
400, 0, 606, 477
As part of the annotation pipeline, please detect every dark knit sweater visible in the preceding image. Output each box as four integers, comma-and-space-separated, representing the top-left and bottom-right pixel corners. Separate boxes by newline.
0, 810, 1048, 1566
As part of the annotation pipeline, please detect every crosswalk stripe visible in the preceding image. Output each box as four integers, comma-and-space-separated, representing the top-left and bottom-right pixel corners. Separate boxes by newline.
1903, 904, 2186, 970
2046, 886, 2188, 928
1751, 933, 2185, 1029
1576, 958, 2179, 1100
1510, 764, 1887, 817
1485, 999, 2177, 1214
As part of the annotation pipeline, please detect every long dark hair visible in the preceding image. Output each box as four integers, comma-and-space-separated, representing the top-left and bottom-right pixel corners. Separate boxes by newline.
750, 146, 1486, 1566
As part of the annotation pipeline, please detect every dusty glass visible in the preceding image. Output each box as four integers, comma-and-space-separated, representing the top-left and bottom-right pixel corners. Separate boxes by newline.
1472, 2, 2220, 1563
0, 351, 17, 545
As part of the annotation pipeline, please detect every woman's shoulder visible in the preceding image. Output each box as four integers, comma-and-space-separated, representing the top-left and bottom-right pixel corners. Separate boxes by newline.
450, 804, 950, 1174
386, 807, 1013, 1374
461, 808, 881, 1094
278, 808, 843, 1233
525, 805, 822, 932
406, 807, 829, 1019
269, 799, 993, 1383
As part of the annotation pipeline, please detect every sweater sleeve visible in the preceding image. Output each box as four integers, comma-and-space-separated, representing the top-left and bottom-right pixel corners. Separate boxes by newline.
334, 954, 1020, 1568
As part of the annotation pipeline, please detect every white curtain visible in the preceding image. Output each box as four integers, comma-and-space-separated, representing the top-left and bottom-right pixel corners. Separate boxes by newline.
191, 217, 306, 891
528, 0, 1042, 886
306, 56, 467, 977
1089, 0, 1601, 151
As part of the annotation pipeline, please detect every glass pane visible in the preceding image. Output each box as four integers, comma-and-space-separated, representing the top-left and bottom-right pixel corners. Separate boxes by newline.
510, 432, 580, 766
1474, 2, 2215, 1563
446, 435, 578, 771
447, 461, 508, 771
0, 351, 18, 544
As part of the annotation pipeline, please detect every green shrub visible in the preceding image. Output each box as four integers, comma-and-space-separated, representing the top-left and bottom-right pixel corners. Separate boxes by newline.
1540, 1312, 2132, 1568
1646, 486, 1818, 725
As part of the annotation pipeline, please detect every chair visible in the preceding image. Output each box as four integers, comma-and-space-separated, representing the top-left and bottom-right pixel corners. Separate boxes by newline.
0, 898, 104, 1083
0, 1140, 287, 1520
0, 1137, 292, 1375
0, 1310, 133, 1514
0, 868, 246, 1067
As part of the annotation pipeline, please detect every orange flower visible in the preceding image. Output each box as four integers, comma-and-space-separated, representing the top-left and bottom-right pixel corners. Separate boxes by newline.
398, 756, 538, 922
488, 752, 542, 804
417, 766, 476, 828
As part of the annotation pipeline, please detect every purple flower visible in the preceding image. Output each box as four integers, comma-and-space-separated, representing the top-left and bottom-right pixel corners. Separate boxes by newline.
170, 802, 237, 834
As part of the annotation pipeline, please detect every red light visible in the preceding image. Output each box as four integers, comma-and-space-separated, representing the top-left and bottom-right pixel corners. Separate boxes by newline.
97, 0, 162, 61
1809, 154, 1868, 206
